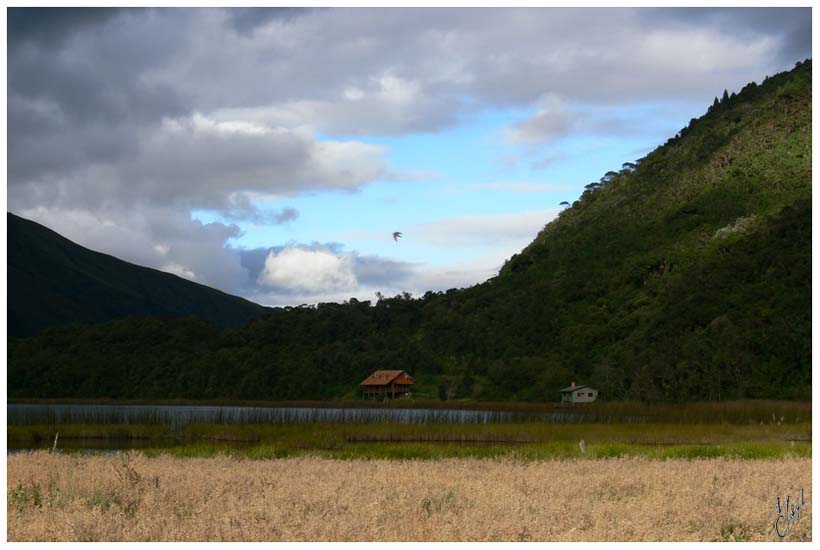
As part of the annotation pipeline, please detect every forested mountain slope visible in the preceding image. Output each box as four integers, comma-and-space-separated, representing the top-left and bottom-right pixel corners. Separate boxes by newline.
446, 59, 812, 401
9, 60, 811, 402
8, 213, 270, 338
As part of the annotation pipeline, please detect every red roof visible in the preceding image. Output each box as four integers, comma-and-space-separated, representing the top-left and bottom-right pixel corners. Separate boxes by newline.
359, 370, 415, 387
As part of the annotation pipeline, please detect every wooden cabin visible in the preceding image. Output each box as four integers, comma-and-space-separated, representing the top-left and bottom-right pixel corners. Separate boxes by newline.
360, 370, 415, 399
560, 381, 598, 403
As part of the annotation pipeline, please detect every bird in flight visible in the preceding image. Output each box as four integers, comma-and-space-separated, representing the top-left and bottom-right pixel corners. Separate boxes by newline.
392, 231, 403, 242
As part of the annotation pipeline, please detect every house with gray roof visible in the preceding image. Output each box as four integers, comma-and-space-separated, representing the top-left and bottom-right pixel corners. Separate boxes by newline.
559, 382, 598, 403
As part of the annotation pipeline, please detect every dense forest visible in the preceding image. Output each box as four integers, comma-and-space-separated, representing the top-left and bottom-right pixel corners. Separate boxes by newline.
8, 60, 811, 403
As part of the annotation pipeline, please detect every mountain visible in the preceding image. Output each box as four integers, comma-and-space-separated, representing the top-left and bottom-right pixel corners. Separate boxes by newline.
8, 213, 270, 338
453, 59, 811, 401
8, 60, 811, 402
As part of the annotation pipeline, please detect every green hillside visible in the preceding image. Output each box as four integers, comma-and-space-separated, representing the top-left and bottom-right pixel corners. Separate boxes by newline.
7, 213, 270, 338
8, 60, 811, 402
450, 59, 811, 401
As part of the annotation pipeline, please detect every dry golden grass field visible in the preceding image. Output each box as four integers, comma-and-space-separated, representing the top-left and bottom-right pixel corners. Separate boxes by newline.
7, 451, 811, 542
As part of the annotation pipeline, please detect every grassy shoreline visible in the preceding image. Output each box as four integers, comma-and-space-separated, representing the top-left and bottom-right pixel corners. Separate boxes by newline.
9, 421, 811, 460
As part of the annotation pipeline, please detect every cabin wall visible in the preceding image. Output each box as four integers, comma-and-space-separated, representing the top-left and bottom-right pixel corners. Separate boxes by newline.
571, 389, 598, 403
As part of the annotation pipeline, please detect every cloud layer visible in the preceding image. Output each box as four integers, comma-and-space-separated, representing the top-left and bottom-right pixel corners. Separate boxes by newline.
7, 7, 811, 305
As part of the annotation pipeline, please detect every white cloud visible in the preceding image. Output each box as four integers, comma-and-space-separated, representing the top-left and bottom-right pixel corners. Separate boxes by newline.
504, 94, 570, 144
470, 182, 572, 193
245, 247, 517, 307
640, 29, 777, 74
407, 250, 514, 293
211, 73, 460, 136
124, 112, 388, 208
236, 207, 560, 305
415, 209, 560, 248
162, 263, 197, 280
257, 247, 358, 292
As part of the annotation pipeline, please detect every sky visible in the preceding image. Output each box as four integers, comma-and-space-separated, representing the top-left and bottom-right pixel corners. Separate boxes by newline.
6, 7, 812, 306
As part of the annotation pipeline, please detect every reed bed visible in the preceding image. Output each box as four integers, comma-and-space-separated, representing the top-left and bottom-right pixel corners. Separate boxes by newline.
11, 420, 811, 445
8, 399, 811, 425
9, 403, 533, 426
7, 452, 811, 541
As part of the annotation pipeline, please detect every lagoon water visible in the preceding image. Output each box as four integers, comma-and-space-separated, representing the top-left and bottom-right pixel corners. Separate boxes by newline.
7, 403, 614, 427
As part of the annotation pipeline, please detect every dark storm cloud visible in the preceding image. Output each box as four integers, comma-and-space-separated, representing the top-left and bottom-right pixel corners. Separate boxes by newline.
9, 55, 186, 125
9, 8, 190, 125
638, 8, 811, 63
7, 7, 192, 190
238, 247, 274, 288
9, 7, 810, 146
8, 7, 125, 48
226, 7, 318, 34
8, 7, 387, 214
8, 7, 810, 188
155, 7, 811, 134
732, 8, 812, 63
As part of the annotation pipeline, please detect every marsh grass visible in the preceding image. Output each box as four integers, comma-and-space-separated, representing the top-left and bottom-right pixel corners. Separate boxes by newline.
84, 487, 120, 513
8, 423, 174, 444
11, 420, 810, 460
11, 420, 810, 445
420, 489, 462, 515
8, 482, 43, 512
133, 440, 810, 461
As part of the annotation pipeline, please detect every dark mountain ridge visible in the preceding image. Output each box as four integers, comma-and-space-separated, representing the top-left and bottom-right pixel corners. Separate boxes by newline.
8, 213, 270, 338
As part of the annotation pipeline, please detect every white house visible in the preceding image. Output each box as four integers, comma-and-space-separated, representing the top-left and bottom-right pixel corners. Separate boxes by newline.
560, 382, 598, 403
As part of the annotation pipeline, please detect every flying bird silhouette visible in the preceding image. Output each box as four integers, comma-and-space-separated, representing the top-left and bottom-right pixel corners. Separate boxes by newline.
392, 232, 403, 242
